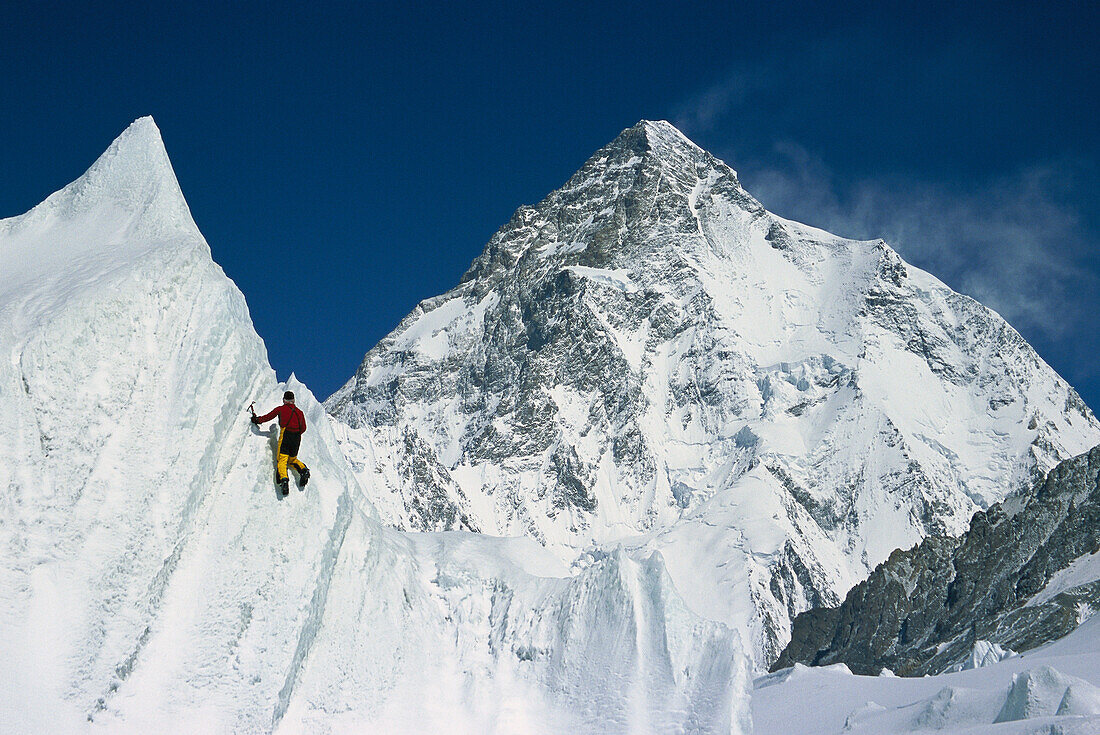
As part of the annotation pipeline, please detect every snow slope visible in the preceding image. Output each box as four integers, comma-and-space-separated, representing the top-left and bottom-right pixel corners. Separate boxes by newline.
754, 613, 1100, 734
326, 120, 1100, 666
758, 445, 1100, 734
0, 118, 749, 733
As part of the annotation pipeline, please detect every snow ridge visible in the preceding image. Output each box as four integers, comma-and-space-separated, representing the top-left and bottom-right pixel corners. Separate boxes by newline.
3, 117, 195, 240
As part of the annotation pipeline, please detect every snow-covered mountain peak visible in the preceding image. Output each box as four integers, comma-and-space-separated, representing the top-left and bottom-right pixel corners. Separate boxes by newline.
636, 118, 736, 175
602, 118, 704, 161
72, 116, 183, 210
570, 118, 743, 204
455, 120, 754, 288
3, 116, 196, 244
639, 118, 694, 143
328, 121, 1100, 667
602, 119, 720, 172
0, 116, 211, 344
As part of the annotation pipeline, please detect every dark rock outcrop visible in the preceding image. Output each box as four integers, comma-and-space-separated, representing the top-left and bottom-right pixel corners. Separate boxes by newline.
774, 444, 1100, 675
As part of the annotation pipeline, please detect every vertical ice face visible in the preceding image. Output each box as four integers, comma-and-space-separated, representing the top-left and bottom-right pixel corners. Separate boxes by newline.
327, 120, 1100, 666
0, 119, 748, 733
0, 115, 299, 727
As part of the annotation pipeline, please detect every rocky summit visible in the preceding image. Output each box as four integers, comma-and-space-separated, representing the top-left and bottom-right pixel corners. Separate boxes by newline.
326, 120, 1100, 666
774, 443, 1100, 676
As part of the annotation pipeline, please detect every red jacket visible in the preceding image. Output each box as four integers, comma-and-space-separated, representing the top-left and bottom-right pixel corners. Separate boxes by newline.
255, 403, 307, 433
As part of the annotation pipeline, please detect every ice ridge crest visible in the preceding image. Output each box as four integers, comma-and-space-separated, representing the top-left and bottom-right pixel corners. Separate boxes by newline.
5, 116, 197, 241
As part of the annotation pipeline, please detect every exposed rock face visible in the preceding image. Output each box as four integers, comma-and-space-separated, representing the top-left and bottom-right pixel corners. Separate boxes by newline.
775, 444, 1100, 675
326, 120, 1100, 665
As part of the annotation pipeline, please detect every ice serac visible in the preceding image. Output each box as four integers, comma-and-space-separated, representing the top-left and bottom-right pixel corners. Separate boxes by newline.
326, 119, 1100, 666
753, 616, 1100, 735
0, 119, 748, 733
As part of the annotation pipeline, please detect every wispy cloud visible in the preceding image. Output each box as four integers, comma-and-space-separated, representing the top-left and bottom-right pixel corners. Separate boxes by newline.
672, 50, 1100, 407
743, 143, 1096, 343
672, 66, 772, 133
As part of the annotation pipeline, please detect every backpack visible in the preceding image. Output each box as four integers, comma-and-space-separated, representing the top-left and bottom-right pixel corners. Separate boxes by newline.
285, 405, 306, 433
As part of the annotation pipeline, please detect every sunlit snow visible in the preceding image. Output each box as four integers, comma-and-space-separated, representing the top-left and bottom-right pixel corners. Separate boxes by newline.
0, 118, 749, 734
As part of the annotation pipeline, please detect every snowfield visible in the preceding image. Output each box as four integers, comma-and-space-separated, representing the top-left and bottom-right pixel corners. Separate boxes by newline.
754, 614, 1100, 734
0, 118, 749, 734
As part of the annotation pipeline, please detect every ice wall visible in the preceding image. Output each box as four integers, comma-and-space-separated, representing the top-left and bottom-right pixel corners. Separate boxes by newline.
0, 118, 748, 734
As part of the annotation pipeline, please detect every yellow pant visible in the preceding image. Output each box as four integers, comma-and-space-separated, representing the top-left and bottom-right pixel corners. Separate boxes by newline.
277, 428, 307, 481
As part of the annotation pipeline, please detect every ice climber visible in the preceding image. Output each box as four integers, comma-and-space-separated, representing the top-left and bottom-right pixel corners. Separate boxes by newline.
251, 391, 311, 495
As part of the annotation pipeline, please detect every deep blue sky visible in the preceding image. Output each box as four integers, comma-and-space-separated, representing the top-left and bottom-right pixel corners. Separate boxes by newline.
2, 1, 1098, 408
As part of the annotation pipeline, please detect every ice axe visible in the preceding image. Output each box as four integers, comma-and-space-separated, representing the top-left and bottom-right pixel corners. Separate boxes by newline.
247, 401, 257, 420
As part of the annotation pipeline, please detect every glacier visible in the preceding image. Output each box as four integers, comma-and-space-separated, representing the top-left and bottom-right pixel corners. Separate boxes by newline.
0, 118, 750, 734
325, 120, 1100, 666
